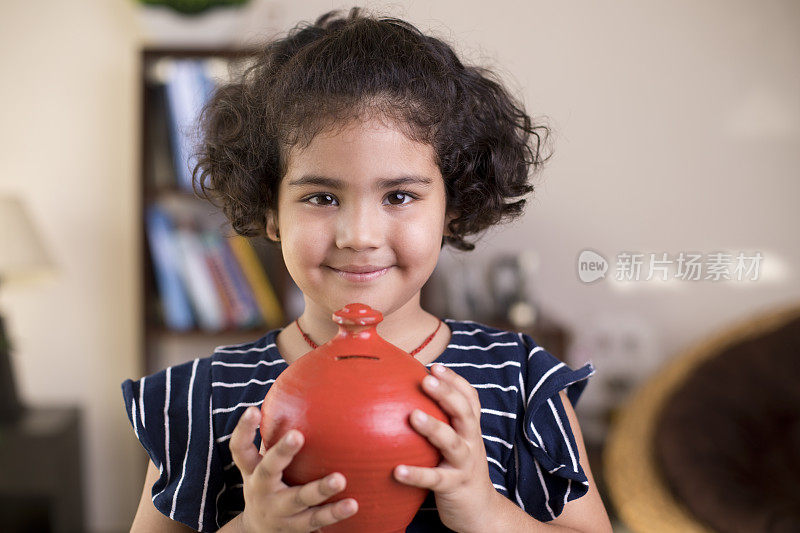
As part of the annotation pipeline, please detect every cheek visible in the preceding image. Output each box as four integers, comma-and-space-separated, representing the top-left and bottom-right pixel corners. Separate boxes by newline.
280, 210, 328, 264
393, 213, 444, 265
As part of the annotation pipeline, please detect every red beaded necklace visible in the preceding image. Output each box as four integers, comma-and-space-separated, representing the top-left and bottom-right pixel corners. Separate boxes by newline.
295, 316, 442, 356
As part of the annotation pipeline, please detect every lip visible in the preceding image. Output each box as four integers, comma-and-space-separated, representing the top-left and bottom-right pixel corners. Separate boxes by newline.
328, 265, 392, 282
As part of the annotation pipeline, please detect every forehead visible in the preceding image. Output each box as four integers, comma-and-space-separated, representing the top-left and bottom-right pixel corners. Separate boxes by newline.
282, 117, 440, 186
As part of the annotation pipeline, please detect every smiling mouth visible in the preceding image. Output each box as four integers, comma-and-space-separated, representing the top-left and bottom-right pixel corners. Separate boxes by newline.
328, 266, 392, 282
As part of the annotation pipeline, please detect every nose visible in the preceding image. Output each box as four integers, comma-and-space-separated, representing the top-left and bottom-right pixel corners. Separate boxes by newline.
335, 201, 383, 251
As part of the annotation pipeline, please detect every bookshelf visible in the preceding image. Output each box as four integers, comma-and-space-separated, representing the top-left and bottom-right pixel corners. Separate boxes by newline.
138, 48, 299, 375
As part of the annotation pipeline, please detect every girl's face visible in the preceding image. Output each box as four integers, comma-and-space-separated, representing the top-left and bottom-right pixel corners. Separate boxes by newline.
269, 117, 454, 321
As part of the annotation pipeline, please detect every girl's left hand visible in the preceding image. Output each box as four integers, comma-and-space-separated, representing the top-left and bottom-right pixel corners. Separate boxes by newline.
394, 363, 498, 533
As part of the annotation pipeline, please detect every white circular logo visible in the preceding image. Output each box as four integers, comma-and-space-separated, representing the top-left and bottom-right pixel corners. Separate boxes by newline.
577, 250, 608, 283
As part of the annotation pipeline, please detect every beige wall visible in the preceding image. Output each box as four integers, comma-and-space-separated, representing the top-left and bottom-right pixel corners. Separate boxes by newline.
0, 0, 797, 531
0, 0, 141, 531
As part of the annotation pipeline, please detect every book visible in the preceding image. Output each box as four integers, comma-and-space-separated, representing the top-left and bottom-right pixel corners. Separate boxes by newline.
227, 234, 285, 329
217, 233, 264, 328
163, 59, 215, 193
172, 218, 225, 332
201, 230, 262, 329
201, 231, 237, 329
144, 205, 195, 331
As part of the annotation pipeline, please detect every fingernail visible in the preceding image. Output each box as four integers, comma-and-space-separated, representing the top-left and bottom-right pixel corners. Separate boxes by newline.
413, 410, 428, 423
342, 499, 357, 514
327, 474, 342, 489
396, 465, 409, 478
424, 375, 439, 388
284, 431, 297, 446
432, 363, 446, 375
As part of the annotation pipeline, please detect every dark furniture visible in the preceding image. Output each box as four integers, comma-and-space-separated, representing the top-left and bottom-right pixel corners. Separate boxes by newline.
0, 406, 84, 533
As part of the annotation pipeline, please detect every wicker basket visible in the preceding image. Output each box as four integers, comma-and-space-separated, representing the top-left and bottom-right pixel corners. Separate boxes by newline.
602, 302, 800, 532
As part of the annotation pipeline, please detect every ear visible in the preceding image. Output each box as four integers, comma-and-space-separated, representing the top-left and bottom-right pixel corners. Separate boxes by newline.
442, 208, 459, 237
266, 210, 280, 242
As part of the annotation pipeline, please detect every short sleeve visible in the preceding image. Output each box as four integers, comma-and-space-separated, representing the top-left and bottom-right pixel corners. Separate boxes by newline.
514, 332, 596, 521
122, 357, 224, 532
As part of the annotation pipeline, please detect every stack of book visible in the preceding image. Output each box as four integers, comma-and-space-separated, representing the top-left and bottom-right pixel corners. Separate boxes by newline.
146, 200, 285, 332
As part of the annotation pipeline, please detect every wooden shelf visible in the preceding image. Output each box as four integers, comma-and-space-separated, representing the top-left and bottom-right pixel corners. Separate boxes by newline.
138, 47, 293, 375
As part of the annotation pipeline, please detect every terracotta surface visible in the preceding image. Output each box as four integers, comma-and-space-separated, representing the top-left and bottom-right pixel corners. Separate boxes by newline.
261, 303, 449, 533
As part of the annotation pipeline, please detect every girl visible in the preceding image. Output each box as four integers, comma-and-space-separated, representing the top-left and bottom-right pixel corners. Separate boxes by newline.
123, 8, 612, 532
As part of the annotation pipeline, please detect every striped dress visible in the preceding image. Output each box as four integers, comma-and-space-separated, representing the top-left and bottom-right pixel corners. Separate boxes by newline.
122, 319, 595, 532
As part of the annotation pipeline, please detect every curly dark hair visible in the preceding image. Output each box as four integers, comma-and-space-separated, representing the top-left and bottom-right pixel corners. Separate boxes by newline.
192, 7, 552, 251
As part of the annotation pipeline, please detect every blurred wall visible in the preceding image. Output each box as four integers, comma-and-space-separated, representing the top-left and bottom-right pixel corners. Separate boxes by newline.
0, 1, 141, 531
0, 0, 797, 531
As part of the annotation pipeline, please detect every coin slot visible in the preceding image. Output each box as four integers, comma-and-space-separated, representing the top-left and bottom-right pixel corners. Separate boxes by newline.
335, 355, 380, 361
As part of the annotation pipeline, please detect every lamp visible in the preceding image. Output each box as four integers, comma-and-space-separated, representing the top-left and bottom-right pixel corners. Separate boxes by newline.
0, 195, 55, 423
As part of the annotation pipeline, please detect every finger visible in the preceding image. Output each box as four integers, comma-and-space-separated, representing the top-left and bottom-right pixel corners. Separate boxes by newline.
229, 406, 262, 477
290, 496, 359, 531
409, 409, 469, 465
431, 363, 482, 415
253, 428, 304, 485
281, 472, 348, 515
393, 464, 447, 491
422, 371, 480, 435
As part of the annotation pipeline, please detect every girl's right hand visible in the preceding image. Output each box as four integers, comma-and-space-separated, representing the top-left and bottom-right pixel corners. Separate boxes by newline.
230, 406, 358, 533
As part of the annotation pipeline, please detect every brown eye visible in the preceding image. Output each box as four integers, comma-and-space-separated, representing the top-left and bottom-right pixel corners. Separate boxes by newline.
307, 194, 337, 206
385, 192, 415, 206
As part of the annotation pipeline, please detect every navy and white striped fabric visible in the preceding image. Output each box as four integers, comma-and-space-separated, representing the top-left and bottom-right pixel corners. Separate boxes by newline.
122, 319, 595, 531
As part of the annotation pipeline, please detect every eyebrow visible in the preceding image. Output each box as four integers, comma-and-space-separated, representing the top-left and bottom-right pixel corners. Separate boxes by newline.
287, 174, 434, 190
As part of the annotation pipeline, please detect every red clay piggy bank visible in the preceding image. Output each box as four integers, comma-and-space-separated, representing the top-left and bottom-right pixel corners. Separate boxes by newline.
260, 303, 448, 533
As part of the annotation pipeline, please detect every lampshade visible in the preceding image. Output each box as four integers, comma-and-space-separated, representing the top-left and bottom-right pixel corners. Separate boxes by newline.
0, 194, 56, 422
0, 195, 55, 284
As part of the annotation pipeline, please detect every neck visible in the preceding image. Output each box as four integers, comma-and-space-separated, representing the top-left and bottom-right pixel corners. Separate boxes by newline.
297, 293, 438, 352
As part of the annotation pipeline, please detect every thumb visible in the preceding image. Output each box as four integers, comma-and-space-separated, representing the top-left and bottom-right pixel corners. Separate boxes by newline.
229, 406, 262, 477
